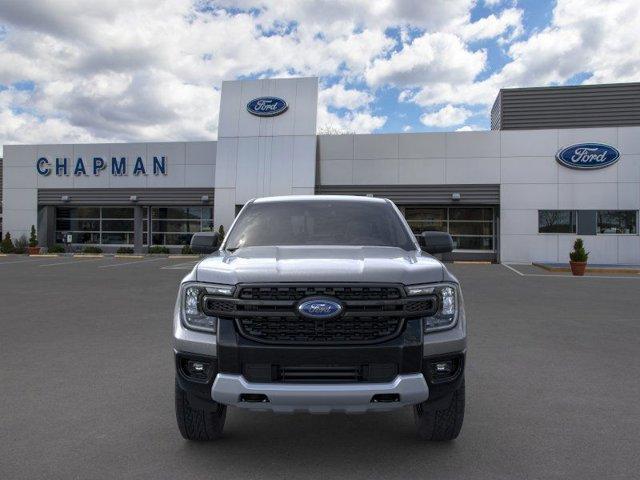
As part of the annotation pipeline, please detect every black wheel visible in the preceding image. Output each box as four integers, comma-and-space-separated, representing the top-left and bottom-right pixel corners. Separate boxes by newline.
175, 380, 226, 441
413, 378, 465, 441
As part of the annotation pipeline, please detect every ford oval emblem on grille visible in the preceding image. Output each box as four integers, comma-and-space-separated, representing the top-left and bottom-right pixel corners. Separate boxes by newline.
297, 298, 343, 319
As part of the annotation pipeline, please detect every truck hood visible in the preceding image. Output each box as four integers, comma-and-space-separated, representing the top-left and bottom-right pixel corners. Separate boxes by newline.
194, 246, 445, 285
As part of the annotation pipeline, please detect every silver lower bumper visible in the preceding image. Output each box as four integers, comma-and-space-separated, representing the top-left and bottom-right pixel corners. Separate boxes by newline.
211, 373, 429, 413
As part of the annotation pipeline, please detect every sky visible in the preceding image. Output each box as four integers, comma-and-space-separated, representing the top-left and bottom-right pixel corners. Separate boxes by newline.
0, 0, 639, 155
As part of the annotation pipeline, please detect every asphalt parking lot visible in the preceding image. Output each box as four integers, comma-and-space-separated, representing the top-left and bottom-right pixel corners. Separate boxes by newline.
1, 256, 639, 479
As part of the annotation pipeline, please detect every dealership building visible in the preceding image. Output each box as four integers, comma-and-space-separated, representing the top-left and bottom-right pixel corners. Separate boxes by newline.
1, 78, 639, 264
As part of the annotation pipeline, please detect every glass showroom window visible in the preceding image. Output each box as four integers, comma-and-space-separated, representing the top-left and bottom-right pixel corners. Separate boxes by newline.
538, 210, 577, 233
55, 207, 135, 244
403, 207, 494, 251
101, 207, 135, 244
150, 206, 214, 246
597, 211, 638, 234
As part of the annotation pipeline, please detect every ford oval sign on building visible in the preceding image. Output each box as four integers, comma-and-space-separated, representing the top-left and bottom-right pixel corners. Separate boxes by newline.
246, 97, 288, 117
556, 143, 620, 170
297, 298, 343, 319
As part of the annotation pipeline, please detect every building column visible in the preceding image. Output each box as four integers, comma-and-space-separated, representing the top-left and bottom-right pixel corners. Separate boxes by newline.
37, 206, 56, 248
133, 206, 144, 253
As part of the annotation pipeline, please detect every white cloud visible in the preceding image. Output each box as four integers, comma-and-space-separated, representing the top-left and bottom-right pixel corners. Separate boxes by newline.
458, 7, 523, 42
366, 32, 486, 88
420, 105, 472, 127
317, 106, 386, 134
317, 82, 384, 133
319, 84, 373, 110
456, 124, 483, 131
402, 125, 412, 132
405, 0, 640, 109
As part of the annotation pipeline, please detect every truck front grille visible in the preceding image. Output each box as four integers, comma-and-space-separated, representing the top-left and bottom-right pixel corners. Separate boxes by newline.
203, 283, 437, 345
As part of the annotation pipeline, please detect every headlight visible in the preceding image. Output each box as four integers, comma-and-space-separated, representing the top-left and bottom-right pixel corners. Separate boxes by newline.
406, 283, 459, 333
180, 283, 234, 333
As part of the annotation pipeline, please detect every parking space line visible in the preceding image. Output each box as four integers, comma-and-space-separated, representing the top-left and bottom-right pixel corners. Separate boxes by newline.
0, 257, 56, 266
98, 257, 165, 269
502, 263, 525, 276
39, 258, 106, 267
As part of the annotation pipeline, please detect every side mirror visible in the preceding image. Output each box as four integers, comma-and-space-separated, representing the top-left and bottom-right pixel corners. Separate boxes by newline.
190, 232, 220, 254
421, 231, 454, 254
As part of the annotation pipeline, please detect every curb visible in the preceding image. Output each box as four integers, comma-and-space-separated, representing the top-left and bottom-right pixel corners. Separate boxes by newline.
114, 254, 145, 259
453, 261, 492, 265
533, 262, 640, 275
73, 254, 105, 258
30, 254, 59, 257
168, 255, 200, 259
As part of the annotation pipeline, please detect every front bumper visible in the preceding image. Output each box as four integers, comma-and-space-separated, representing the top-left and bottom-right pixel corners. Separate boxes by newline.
211, 373, 428, 413
174, 295, 467, 412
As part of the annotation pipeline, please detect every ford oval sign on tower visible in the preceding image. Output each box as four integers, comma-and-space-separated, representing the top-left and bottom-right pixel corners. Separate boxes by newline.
556, 143, 620, 170
247, 97, 288, 117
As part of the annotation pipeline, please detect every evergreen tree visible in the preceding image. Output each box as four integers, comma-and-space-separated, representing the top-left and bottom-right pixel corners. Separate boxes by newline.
1, 232, 15, 253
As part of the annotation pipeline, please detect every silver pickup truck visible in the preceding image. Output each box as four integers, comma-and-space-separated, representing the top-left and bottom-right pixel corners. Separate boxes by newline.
173, 195, 466, 441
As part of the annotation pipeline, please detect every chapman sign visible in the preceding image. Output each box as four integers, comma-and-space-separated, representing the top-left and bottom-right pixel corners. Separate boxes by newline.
246, 97, 288, 117
36, 156, 168, 177
556, 143, 620, 170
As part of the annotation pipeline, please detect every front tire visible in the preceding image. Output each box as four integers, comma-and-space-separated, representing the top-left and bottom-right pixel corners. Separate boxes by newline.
175, 380, 226, 441
413, 378, 465, 441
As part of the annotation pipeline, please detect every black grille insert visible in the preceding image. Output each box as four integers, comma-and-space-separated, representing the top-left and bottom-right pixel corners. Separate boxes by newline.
238, 315, 402, 344
238, 285, 402, 301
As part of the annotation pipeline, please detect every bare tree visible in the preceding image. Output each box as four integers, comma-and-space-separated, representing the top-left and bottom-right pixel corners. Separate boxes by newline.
317, 124, 355, 135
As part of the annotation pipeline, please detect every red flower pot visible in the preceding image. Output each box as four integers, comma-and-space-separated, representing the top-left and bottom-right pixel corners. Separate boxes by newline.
27, 246, 41, 255
569, 261, 587, 276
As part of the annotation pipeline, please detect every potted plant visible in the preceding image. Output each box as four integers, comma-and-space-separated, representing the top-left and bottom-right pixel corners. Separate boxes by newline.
1, 232, 14, 254
28, 225, 40, 255
569, 238, 589, 276
13, 235, 29, 254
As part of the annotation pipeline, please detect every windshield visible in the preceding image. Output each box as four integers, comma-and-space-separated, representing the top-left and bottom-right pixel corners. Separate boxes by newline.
225, 200, 415, 250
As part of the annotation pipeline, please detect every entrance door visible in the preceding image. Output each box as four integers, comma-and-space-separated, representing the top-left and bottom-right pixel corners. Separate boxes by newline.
401, 205, 497, 261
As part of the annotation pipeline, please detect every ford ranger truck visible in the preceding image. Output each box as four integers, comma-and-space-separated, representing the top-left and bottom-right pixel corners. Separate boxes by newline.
173, 195, 466, 441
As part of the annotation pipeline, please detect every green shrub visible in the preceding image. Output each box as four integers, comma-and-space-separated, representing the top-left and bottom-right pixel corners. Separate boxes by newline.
148, 245, 170, 254
29, 225, 38, 247
181, 245, 194, 255
48, 244, 66, 254
116, 247, 135, 254
13, 235, 28, 254
569, 238, 589, 262
82, 246, 103, 254
1, 233, 15, 253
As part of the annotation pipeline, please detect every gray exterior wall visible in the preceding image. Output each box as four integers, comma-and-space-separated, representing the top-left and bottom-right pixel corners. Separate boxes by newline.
316, 128, 640, 264
492, 83, 640, 130
214, 77, 318, 229
2, 141, 216, 241
0, 158, 3, 234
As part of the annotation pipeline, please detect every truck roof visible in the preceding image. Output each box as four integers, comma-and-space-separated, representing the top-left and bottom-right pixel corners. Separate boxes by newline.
252, 195, 388, 204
